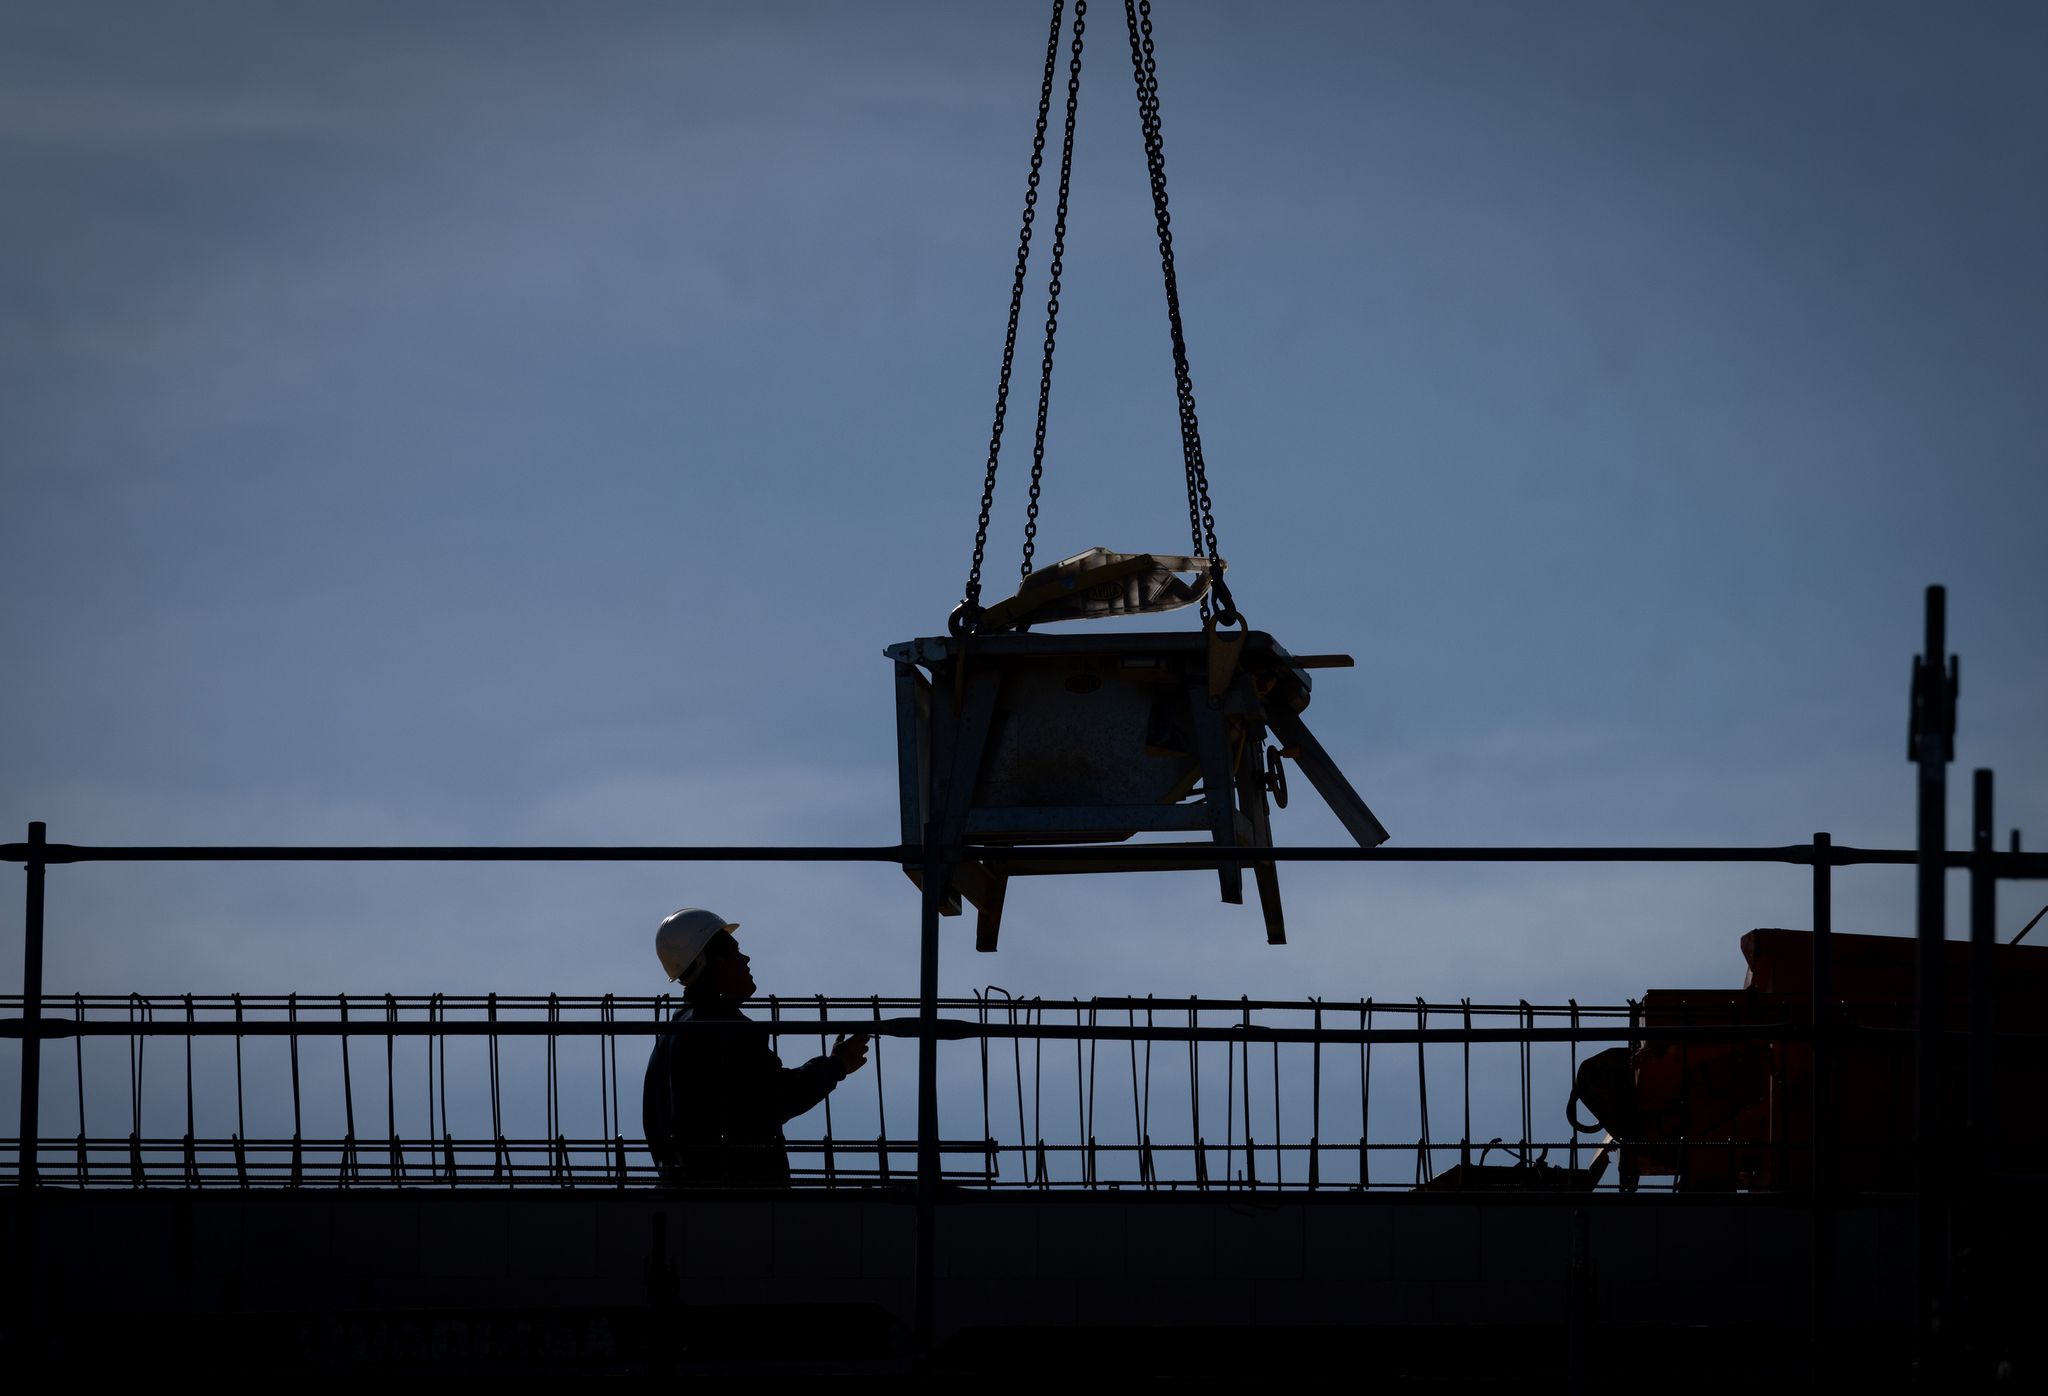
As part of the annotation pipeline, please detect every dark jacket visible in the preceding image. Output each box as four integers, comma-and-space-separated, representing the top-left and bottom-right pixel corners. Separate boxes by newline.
642, 1001, 842, 1187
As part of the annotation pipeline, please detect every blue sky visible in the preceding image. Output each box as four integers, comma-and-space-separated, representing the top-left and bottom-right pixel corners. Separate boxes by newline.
4, 0, 2044, 1059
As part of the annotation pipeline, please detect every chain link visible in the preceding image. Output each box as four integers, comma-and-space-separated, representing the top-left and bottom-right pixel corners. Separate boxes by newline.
961, 0, 1070, 630
1021, 2, 1087, 581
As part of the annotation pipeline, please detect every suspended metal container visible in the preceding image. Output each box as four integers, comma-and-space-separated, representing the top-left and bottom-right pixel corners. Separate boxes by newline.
888, 556, 1388, 948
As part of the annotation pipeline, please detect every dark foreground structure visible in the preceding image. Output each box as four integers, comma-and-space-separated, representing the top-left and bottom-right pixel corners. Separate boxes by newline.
7, 589, 2047, 1382
17, 1186, 2042, 1381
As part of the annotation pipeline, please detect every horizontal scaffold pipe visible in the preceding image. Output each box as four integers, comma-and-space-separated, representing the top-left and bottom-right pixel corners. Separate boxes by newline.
0, 843, 914, 865
0, 994, 1639, 1016
3, 839, 2040, 873
0, 1015, 1862, 1045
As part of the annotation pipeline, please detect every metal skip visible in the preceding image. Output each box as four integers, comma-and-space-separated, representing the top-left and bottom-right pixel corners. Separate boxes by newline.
889, 551, 1389, 949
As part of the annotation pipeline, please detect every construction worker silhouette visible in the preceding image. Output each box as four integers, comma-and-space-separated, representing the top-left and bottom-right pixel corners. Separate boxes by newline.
642, 909, 869, 1186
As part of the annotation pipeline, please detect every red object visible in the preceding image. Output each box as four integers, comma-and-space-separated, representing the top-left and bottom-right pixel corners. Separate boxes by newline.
1583, 929, 2048, 1191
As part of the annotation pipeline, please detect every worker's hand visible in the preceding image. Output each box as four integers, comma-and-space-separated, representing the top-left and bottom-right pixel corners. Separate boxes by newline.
830, 1032, 871, 1079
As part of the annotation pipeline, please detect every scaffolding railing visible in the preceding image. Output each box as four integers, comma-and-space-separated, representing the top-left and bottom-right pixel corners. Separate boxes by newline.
6, 835, 2043, 1202
0, 958, 2003, 1197
0, 988, 1699, 1192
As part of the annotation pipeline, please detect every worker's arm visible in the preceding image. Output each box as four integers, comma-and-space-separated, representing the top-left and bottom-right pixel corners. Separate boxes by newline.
767, 1033, 868, 1125
769, 1051, 844, 1125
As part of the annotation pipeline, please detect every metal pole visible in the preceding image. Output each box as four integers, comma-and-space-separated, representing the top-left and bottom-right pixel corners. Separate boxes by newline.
912, 831, 945, 1370
0, 840, 1986, 868
1962, 769, 1996, 1376
1911, 585, 1952, 1372
1810, 831, 1832, 1365
1967, 771, 1995, 1169
18, 821, 45, 1186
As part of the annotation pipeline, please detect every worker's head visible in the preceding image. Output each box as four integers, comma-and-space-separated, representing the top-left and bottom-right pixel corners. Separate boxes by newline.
655, 907, 745, 993
687, 929, 754, 1004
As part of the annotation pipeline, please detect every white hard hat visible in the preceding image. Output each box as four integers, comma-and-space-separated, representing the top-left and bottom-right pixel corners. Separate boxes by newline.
655, 908, 739, 984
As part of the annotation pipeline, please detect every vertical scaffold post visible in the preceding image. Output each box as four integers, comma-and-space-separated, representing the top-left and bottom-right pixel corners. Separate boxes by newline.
912, 823, 946, 1371
1967, 770, 1996, 1172
1810, 831, 1833, 1367
13, 820, 48, 1353
19, 821, 47, 1188
1963, 768, 1997, 1370
1910, 584, 1953, 1372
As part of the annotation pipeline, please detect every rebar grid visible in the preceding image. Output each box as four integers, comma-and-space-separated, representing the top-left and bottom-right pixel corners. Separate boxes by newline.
4, 989, 1847, 1193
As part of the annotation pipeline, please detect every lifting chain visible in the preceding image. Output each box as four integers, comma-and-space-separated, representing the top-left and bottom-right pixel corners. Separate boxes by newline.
1123, 0, 1233, 625
1022, 1, 1088, 583
956, 0, 1235, 636
959, 1, 1073, 637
